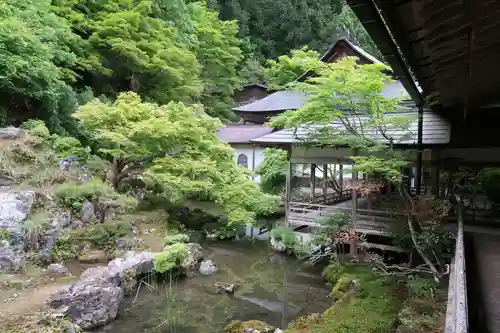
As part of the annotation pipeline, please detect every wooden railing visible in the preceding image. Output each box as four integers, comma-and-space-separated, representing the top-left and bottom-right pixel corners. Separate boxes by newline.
309, 189, 353, 205
445, 204, 468, 333
288, 201, 406, 235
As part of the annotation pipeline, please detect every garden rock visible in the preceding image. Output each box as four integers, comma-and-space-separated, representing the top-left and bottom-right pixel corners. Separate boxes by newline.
80, 251, 155, 288
47, 278, 123, 329
0, 189, 35, 245
199, 259, 218, 276
115, 237, 144, 251
47, 263, 70, 275
80, 200, 95, 223
0, 241, 24, 272
78, 249, 108, 264
182, 243, 204, 269
0, 126, 25, 140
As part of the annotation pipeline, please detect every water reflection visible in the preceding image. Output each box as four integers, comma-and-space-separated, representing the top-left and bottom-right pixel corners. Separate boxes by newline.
96, 241, 331, 333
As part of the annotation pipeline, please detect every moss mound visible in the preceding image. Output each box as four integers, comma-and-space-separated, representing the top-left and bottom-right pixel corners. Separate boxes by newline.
287, 264, 403, 333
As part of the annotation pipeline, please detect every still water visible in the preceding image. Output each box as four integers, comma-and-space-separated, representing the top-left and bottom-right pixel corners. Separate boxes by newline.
95, 241, 332, 333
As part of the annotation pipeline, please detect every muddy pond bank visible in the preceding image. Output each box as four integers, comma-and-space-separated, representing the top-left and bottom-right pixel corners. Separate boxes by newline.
94, 240, 332, 333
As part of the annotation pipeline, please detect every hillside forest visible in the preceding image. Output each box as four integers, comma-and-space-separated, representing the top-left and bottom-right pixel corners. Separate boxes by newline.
0, 0, 377, 132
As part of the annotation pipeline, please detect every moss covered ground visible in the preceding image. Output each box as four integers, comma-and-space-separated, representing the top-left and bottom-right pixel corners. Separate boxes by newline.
286, 262, 445, 333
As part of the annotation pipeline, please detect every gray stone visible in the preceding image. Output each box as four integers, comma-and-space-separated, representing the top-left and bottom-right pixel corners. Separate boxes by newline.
47, 263, 69, 275
182, 243, 204, 269
0, 242, 24, 272
47, 279, 122, 329
0, 189, 35, 245
80, 251, 155, 287
78, 250, 108, 264
0, 126, 25, 140
115, 237, 144, 251
48, 251, 155, 329
80, 200, 95, 223
199, 259, 218, 276
274, 329, 283, 333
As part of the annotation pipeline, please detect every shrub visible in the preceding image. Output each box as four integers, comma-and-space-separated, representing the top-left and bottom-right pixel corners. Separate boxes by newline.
406, 276, 437, 299
153, 243, 188, 273
51, 135, 91, 162
70, 220, 133, 251
164, 232, 189, 246
271, 226, 297, 249
55, 179, 116, 211
54, 179, 138, 218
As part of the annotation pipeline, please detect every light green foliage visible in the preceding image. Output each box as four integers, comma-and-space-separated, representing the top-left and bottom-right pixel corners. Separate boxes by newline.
255, 148, 292, 195
269, 56, 413, 184
313, 212, 349, 246
74, 92, 279, 224
271, 226, 297, 249
70, 220, 133, 251
0, 0, 80, 133
52, 0, 241, 121
264, 47, 320, 89
164, 232, 190, 246
154, 243, 188, 273
54, 179, 115, 210
22, 119, 91, 161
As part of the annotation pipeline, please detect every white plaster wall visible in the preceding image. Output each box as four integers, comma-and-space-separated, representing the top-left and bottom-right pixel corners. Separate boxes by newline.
231, 144, 265, 183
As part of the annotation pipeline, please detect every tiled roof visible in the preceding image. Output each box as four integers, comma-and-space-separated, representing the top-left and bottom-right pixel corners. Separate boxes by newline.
251, 107, 451, 146
232, 91, 307, 112
216, 124, 274, 143
232, 81, 410, 113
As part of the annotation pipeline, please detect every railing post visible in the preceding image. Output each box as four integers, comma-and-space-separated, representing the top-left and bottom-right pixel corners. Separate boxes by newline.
350, 153, 358, 256
285, 159, 292, 227
445, 201, 468, 333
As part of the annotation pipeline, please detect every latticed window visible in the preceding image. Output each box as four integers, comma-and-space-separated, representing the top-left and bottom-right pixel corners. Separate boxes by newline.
237, 153, 248, 168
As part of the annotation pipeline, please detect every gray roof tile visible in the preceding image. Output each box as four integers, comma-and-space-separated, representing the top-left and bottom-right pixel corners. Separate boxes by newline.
216, 124, 274, 143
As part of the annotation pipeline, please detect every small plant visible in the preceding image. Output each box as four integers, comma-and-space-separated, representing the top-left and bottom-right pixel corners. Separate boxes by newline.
0, 228, 11, 243
70, 220, 133, 251
55, 179, 116, 211
406, 275, 437, 299
164, 232, 189, 246
23, 211, 50, 250
154, 243, 188, 273
271, 226, 297, 251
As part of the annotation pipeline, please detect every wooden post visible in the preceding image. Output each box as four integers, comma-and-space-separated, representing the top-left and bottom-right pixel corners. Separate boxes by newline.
415, 105, 424, 195
310, 163, 316, 199
338, 160, 344, 195
322, 164, 328, 196
285, 158, 292, 226
350, 153, 358, 256
432, 166, 440, 197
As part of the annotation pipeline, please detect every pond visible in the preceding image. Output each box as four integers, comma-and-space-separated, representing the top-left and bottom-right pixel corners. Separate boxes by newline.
95, 240, 332, 333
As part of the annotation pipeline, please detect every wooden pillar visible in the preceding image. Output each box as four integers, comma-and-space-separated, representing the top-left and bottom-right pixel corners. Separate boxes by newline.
310, 163, 316, 198
415, 105, 424, 195
432, 166, 440, 197
350, 153, 358, 256
322, 164, 328, 196
338, 160, 344, 195
285, 159, 292, 226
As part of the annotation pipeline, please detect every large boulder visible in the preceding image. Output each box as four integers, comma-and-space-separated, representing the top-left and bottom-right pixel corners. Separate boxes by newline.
0, 241, 24, 272
0, 189, 35, 272
80, 251, 155, 290
47, 279, 122, 330
48, 251, 155, 329
0, 126, 25, 140
182, 243, 204, 268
